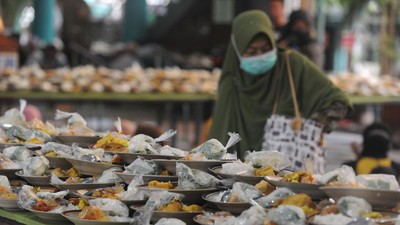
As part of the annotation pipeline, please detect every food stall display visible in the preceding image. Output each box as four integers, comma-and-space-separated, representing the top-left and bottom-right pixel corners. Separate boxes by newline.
0, 65, 220, 94
0, 106, 400, 225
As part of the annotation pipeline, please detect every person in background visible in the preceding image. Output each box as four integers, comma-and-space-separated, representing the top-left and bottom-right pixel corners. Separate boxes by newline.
120, 119, 163, 139
278, 10, 324, 69
26, 44, 68, 69
343, 123, 400, 178
208, 10, 350, 160
267, 0, 287, 39
23, 105, 43, 122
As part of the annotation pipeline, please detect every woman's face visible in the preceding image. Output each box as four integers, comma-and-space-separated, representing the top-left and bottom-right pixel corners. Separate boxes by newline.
242, 36, 272, 58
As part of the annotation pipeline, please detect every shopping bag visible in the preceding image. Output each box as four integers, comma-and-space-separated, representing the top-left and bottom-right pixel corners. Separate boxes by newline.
261, 115, 325, 174
261, 50, 326, 174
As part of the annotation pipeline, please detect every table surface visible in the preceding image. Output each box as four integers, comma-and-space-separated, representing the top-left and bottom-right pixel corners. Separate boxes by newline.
0, 209, 73, 225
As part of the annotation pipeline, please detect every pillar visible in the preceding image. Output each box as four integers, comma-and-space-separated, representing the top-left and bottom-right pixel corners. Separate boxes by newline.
123, 0, 147, 42
32, 0, 55, 44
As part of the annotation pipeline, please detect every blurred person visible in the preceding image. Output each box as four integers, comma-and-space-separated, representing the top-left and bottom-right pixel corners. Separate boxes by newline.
23, 104, 43, 122
26, 43, 68, 69
119, 119, 164, 139
208, 10, 351, 162
267, 0, 287, 39
343, 123, 400, 178
278, 10, 324, 69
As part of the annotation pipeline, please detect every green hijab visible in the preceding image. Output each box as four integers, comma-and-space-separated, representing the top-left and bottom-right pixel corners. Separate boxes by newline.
208, 10, 350, 159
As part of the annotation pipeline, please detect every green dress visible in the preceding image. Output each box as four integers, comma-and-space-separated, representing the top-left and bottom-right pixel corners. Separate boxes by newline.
208, 10, 351, 159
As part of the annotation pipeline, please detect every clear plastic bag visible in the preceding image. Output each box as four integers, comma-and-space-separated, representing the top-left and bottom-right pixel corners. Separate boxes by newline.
40, 142, 72, 156
0, 99, 26, 126
355, 174, 399, 190
227, 182, 263, 203
189, 132, 241, 160
124, 156, 161, 175
0, 153, 21, 169
314, 165, 356, 185
0, 175, 11, 189
221, 161, 253, 175
267, 205, 306, 225
155, 218, 186, 225
23, 156, 49, 176
88, 198, 129, 218
3, 146, 32, 162
337, 196, 372, 218
176, 163, 220, 189
97, 168, 123, 183
244, 150, 290, 171
255, 188, 294, 206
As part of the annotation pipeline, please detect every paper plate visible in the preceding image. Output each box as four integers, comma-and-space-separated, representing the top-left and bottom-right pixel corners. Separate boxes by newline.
202, 192, 252, 215
113, 171, 178, 184
52, 136, 100, 148
265, 176, 328, 200
51, 182, 116, 191
46, 156, 73, 170
16, 171, 50, 186
320, 186, 400, 209
137, 184, 219, 204
62, 210, 131, 225
0, 168, 22, 180
152, 159, 229, 174
67, 158, 123, 176
116, 152, 183, 164
26, 208, 70, 222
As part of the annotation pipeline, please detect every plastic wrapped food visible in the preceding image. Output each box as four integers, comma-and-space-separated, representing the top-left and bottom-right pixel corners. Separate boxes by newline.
0, 175, 11, 189
255, 188, 295, 207
188, 132, 240, 160
176, 163, 220, 189
55, 109, 87, 127
124, 156, 161, 175
355, 174, 399, 190
88, 198, 129, 218
97, 168, 123, 183
312, 214, 353, 225
221, 161, 253, 175
227, 182, 263, 203
71, 144, 104, 160
41, 142, 72, 157
217, 205, 268, 225
128, 130, 176, 154
4, 125, 27, 142
315, 165, 357, 185
3, 146, 31, 162
22, 129, 52, 143
337, 196, 372, 218
116, 178, 146, 201
244, 150, 291, 171
23, 156, 49, 176
155, 218, 186, 225
0, 99, 26, 126
267, 205, 306, 225
158, 145, 188, 157
144, 191, 184, 211
0, 153, 20, 169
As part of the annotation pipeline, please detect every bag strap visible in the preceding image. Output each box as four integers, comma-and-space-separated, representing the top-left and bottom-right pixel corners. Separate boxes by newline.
284, 51, 302, 130
272, 52, 287, 114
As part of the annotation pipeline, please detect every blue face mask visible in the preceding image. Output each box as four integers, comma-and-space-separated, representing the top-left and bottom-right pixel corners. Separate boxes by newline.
231, 35, 277, 76
239, 49, 277, 75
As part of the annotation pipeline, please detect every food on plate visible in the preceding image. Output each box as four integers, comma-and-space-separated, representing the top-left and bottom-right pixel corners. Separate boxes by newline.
54, 110, 96, 136
78, 206, 109, 221
185, 132, 240, 160
23, 156, 49, 176
0, 176, 17, 199
226, 182, 263, 203
50, 167, 79, 177
274, 193, 316, 215
123, 156, 167, 175
254, 166, 275, 176
282, 171, 314, 183
148, 180, 175, 189
176, 162, 220, 189
267, 205, 306, 225
94, 133, 128, 152
255, 180, 275, 195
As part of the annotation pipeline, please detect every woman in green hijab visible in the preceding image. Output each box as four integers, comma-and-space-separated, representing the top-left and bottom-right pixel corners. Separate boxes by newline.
208, 10, 351, 160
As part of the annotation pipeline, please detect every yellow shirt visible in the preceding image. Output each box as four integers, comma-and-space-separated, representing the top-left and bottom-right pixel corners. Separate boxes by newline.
356, 156, 392, 174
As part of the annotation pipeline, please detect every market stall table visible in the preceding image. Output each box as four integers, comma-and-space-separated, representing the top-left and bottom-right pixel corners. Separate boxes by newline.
0, 209, 73, 225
